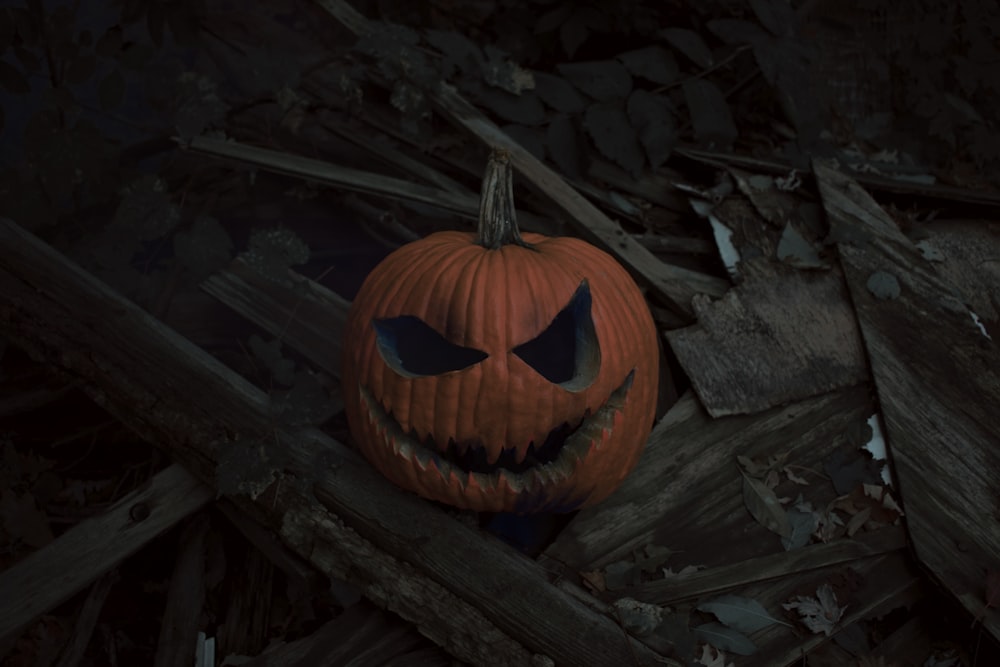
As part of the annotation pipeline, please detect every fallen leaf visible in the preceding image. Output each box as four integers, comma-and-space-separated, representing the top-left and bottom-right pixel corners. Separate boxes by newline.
580, 569, 606, 593
823, 448, 883, 495
696, 643, 734, 667
697, 594, 791, 633
742, 473, 792, 538
611, 597, 663, 637
635, 543, 674, 575
663, 564, 703, 578
783, 466, 810, 485
833, 485, 901, 528
691, 622, 756, 656
737, 454, 765, 476
846, 506, 872, 537
863, 484, 904, 516
782, 583, 846, 636
782, 507, 817, 551
603, 560, 634, 590
813, 501, 846, 543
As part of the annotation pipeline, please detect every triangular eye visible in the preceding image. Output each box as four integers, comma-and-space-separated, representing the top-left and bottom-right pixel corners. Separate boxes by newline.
373, 316, 487, 377
513, 280, 600, 390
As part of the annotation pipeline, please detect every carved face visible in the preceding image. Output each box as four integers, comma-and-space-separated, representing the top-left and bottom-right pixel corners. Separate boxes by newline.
342, 230, 659, 513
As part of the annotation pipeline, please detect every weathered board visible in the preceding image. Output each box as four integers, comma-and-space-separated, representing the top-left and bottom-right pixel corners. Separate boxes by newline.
667, 261, 867, 416
545, 387, 875, 572
0, 465, 212, 644
815, 161, 1000, 641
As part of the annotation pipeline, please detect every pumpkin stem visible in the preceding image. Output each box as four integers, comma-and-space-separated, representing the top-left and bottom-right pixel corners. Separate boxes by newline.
476, 148, 532, 250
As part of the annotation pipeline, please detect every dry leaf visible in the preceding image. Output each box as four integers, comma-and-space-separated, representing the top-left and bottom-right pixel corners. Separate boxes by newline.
737, 452, 789, 479
784, 466, 810, 485
814, 502, 846, 543
580, 569, 606, 593
742, 473, 792, 538
737, 454, 765, 476
697, 594, 790, 633
846, 506, 872, 537
782, 583, 846, 636
863, 483, 904, 516
834, 485, 901, 528
611, 597, 663, 637
696, 644, 734, 667
662, 564, 703, 578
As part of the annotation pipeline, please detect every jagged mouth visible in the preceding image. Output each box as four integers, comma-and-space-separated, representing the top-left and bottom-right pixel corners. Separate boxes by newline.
359, 370, 634, 486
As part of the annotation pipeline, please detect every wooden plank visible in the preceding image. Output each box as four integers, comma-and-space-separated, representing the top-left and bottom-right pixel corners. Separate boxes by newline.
676, 146, 1000, 208
613, 526, 907, 604
545, 387, 874, 571
667, 261, 867, 416
200, 259, 350, 378
184, 135, 482, 220
747, 551, 922, 666
0, 464, 213, 644
0, 217, 677, 667
814, 161, 1000, 641
155, 514, 210, 667
313, 0, 729, 319
52, 571, 117, 667
238, 600, 428, 666
909, 219, 1000, 326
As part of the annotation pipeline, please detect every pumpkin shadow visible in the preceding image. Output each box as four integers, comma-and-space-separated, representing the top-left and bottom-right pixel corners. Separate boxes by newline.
479, 510, 578, 557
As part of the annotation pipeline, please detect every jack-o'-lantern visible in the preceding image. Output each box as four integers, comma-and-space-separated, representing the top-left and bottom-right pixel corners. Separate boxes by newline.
342, 148, 659, 513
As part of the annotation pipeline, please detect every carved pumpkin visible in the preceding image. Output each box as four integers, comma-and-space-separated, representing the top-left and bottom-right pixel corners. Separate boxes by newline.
342, 149, 658, 513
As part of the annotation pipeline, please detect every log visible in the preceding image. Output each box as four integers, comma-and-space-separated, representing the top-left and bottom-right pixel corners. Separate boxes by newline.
0, 216, 677, 667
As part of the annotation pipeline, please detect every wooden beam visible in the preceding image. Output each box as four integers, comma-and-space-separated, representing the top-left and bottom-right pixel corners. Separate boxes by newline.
546, 388, 873, 571
200, 259, 349, 378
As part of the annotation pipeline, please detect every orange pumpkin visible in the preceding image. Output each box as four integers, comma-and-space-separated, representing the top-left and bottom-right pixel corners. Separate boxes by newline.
342, 149, 659, 513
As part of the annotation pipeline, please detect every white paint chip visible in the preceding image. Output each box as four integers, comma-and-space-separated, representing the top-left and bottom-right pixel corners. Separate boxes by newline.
708, 214, 740, 280
970, 310, 992, 340
862, 413, 892, 486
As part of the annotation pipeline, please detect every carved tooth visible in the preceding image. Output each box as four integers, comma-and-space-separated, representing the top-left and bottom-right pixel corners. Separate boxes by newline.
398, 440, 414, 461
449, 467, 467, 490
412, 445, 432, 470
498, 469, 524, 493
531, 467, 549, 490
